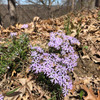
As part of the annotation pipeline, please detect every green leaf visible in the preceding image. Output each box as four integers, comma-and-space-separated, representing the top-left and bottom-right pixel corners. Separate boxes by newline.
83, 46, 88, 49
5, 87, 19, 96
79, 90, 84, 100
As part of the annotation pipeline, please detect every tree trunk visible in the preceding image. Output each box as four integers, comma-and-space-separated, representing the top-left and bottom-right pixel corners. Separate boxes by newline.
90, 0, 96, 9
67, 0, 71, 12
0, 13, 2, 25
71, 0, 75, 11
95, 0, 100, 7
8, 0, 17, 26
78, 0, 84, 9
81, 0, 84, 9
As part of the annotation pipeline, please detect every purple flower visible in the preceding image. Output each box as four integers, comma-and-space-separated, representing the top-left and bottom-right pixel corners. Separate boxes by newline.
21, 24, 28, 29
61, 50, 66, 55
0, 94, 4, 100
31, 51, 37, 57
31, 46, 44, 53
10, 32, 17, 37
50, 73, 59, 84
30, 31, 80, 97
51, 53, 62, 62
31, 64, 42, 73
66, 35, 80, 45
68, 46, 75, 53
62, 87, 69, 97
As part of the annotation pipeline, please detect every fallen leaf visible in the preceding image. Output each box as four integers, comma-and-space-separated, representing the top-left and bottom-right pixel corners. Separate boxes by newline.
11, 70, 16, 77
97, 91, 100, 100
81, 85, 97, 100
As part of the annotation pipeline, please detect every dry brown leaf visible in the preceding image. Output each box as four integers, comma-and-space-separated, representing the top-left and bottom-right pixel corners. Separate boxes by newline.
82, 55, 90, 60
19, 78, 27, 85
6, 77, 33, 100
93, 13, 98, 18
2, 29, 10, 33
21, 92, 30, 100
97, 91, 100, 100
25, 28, 33, 34
64, 95, 69, 100
97, 66, 100, 71
81, 85, 97, 100
11, 70, 16, 77
91, 54, 100, 63
71, 29, 77, 37
0, 41, 5, 44
33, 16, 40, 22
55, 19, 61, 26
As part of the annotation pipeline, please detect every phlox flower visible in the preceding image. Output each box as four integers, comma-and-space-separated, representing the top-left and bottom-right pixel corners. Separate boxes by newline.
10, 32, 17, 37
30, 31, 80, 96
0, 94, 4, 100
21, 24, 28, 29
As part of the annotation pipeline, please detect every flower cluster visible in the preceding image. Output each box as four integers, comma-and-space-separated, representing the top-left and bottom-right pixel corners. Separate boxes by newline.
10, 32, 17, 37
21, 24, 28, 29
30, 31, 80, 96
0, 94, 4, 100
48, 31, 80, 71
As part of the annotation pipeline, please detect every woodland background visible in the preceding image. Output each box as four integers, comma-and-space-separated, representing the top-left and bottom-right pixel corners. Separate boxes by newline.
0, 0, 100, 28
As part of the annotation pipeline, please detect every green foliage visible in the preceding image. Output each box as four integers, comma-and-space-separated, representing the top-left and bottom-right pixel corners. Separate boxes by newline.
48, 87, 62, 100
98, 10, 100, 20
83, 45, 88, 49
64, 16, 71, 35
64, 16, 82, 37
5, 87, 19, 96
79, 90, 85, 100
37, 72, 62, 100
49, 91, 56, 100
0, 33, 30, 76
76, 18, 82, 37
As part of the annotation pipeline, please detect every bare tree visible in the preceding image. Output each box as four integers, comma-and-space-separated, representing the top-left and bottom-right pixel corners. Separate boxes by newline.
26, 0, 56, 8
90, 0, 96, 9
95, 0, 100, 7
8, 0, 17, 26
78, 0, 84, 9
26, 0, 61, 18
39, 0, 56, 17
0, 0, 3, 25
71, 0, 75, 11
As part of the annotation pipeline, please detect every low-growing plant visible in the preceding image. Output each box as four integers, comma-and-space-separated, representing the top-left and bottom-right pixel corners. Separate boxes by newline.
79, 90, 85, 100
64, 16, 82, 37
36, 72, 62, 99
76, 19, 82, 38
49, 91, 57, 100
30, 31, 80, 97
83, 45, 88, 49
5, 87, 19, 96
0, 33, 30, 76
98, 10, 100, 20
64, 16, 71, 35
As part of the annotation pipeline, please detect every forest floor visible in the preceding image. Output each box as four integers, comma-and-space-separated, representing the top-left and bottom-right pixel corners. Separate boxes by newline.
0, 8, 100, 100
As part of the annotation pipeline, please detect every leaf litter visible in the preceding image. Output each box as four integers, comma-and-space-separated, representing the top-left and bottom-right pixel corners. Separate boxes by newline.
0, 8, 100, 100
